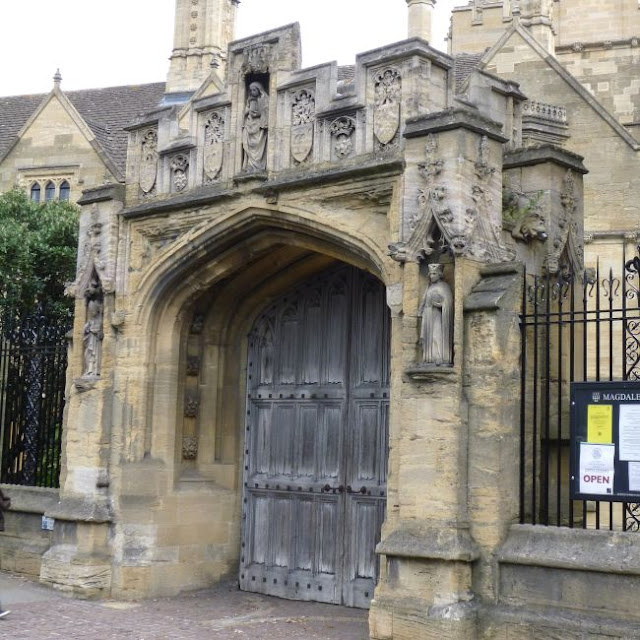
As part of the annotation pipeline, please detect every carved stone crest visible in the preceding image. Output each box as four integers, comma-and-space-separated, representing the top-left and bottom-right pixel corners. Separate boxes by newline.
291, 89, 315, 164
182, 436, 198, 460
171, 155, 189, 192
140, 129, 158, 194
203, 111, 225, 182
186, 356, 201, 377
184, 392, 200, 418
241, 44, 272, 73
330, 116, 356, 160
373, 68, 402, 146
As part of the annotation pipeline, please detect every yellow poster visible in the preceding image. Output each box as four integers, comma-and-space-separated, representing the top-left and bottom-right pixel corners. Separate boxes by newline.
588, 404, 613, 443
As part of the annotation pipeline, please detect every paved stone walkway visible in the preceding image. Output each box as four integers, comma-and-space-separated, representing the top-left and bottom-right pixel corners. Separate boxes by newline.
0, 573, 369, 639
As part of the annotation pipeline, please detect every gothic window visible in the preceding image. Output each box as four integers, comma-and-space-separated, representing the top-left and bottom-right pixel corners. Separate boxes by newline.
45, 181, 55, 202
59, 180, 70, 201
30, 183, 41, 203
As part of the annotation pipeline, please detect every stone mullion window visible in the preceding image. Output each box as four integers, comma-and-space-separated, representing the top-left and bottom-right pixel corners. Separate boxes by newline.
30, 182, 41, 203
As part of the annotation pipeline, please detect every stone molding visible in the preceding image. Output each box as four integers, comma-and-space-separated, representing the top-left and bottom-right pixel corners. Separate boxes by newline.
503, 145, 588, 174
404, 108, 509, 143
378, 525, 480, 562
499, 524, 640, 576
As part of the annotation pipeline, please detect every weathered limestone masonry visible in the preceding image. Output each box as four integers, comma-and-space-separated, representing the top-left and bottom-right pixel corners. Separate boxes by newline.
30, 10, 613, 640
449, 0, 640, 270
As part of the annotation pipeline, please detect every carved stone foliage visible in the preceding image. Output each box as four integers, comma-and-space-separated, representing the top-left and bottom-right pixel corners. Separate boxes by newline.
186, 356, 201, 377
330, 116, 356, 161
76, 204, 115, 297
503, 185, 548, 243
468, 135, 513, 262
184, 392, 200, 418
140, 129, 158, 195
190, 313, 205, 335
241, 44, 272, 73
170, 155, 190, 193
389, 134, 512, 264
545, 170, 584, 275
291, 88, 315, 164
373, 68, 402, 148
389, 134, 446, 262
182, 436, 198, 460
203, 111, 225, 183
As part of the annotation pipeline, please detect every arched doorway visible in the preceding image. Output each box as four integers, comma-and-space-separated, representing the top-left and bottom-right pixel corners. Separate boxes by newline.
239, 263, 390, 609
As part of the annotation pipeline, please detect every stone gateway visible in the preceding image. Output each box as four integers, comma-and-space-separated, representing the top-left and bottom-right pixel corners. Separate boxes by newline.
1, 1, 640, 640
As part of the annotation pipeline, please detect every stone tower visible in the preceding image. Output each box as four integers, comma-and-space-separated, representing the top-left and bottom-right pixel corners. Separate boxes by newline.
166, 0, 240, 97
519, 0, 554, 52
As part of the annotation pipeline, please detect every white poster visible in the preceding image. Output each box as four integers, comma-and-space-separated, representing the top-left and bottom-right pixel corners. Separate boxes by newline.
579, 443, 615, 495
619, 404, 640, 461
629, 462, 640, 492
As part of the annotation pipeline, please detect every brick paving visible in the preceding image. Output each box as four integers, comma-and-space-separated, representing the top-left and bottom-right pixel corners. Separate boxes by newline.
0, 574, 369, 639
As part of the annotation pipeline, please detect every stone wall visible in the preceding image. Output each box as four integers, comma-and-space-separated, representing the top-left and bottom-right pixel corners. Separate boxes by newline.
0, 485, 58, 578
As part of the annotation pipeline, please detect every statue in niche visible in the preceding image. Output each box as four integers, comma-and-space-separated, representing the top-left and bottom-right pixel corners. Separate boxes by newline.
83, 277, 104, 377
419, 263, 453, 366
242, 81, 269, 171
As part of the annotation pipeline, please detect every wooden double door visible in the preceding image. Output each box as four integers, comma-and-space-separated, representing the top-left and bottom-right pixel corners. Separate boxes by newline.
239, 264, 390, 609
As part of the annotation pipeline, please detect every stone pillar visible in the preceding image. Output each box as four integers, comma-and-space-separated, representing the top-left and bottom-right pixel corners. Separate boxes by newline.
40, 185, 124, 598
502, 145, 588, 528
371, 110, 512, 639
166, 0, 240, 95
406, 0, 436, 42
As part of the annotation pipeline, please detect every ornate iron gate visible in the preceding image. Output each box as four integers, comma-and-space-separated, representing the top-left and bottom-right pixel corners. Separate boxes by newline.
520, 246, 640, 530
240, 265, 390, 608
0, 312, 70, 488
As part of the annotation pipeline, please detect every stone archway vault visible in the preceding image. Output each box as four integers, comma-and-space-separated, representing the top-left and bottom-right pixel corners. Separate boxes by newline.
103, 212, 398, 600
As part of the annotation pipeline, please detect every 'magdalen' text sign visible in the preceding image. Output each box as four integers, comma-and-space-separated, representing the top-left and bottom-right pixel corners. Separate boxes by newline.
571, 382, 640, 502
571, 382, 640, 501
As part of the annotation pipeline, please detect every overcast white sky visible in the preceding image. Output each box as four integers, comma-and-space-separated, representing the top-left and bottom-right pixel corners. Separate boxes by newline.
0, 0, 458, 97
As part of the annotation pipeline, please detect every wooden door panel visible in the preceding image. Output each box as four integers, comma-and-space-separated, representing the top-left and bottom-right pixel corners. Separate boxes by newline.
296, 404, 317, 477
241, 265, 389, 608
342, 498, 386, 609
318, 403, 343, 480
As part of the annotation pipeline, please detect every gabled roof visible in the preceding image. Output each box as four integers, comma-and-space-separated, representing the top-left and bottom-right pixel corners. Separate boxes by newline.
0, 82, 166, 176
475, 22, 640, 151
453, 53, 485, 92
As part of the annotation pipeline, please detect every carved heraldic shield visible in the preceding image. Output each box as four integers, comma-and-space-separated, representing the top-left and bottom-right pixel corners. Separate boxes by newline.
374, 68, 401, 146
140, 129, 158, 194
291, 89, 315, 164
204, 111, 225, 182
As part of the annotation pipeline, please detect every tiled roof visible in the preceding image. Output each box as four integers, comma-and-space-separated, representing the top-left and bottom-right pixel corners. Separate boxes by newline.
453, 53, 485, 92
0, 82, 166, 176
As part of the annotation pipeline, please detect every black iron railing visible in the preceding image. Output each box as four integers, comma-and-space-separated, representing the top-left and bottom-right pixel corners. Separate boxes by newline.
520, 247, 640, 530
0, 312, 71, 488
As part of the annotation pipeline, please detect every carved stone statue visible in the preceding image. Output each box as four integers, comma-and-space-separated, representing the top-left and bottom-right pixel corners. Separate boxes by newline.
242, 81, 269, 171
419, 263, 453, 365
83, 278, 104, 377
